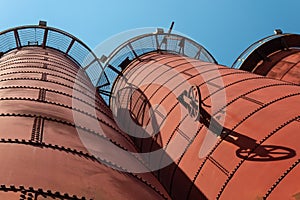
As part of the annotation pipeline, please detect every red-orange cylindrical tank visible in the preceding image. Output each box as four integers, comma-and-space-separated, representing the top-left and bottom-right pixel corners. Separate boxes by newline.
111, 51, 300, 200
232, 33, 300, 85
0, 45, 169, 199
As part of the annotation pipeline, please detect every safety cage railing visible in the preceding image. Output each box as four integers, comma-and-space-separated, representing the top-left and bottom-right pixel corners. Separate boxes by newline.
231, 33, 300, 70
0, 25, 217, 105
97, 30, 217, 104
0, 24, 110, 93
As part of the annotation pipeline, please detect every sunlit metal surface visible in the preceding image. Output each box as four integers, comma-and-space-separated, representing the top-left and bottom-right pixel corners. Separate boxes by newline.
112, 52, 300, 199
232, 33, 300, 85
0, 46, 169, 199
96, 31, 217, 104
1, 24, 300, 200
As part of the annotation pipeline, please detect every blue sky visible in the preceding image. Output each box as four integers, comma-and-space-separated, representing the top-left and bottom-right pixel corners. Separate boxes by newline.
0, 0, 299, 66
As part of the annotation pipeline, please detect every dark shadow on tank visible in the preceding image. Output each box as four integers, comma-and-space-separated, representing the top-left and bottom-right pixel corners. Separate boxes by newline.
183, 86, 297, 162
113, 86, 163, 152
113, 86, 208, 200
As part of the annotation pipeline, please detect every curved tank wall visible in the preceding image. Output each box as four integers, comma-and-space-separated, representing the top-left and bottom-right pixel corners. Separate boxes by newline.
252, 50, 300, 84
233, 34, 300, 85
1, 24, 299, 200
0, 47, 170, 199
111, 51, 300, 199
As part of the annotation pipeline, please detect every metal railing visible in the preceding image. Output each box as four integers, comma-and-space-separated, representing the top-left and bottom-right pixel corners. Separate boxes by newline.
0, 25, 110, 92
0, 25, 216, 105
96, 31, 217, 104
231, 34, 285, 69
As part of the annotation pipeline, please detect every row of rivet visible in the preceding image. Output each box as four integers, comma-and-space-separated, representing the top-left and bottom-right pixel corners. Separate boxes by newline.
0, 62, 87, 84
263, 158, 300, 199
0, 57, 80, 75
0, 69, 93, 91
0, 184, 89, 200
0, 77, 96, 102
0, 138, 168, 199
188, 91, 300, 199
0, 96, 133, 146
0, 85, 111, 115
215, 99, 300, 199
0, 113, 147, 173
